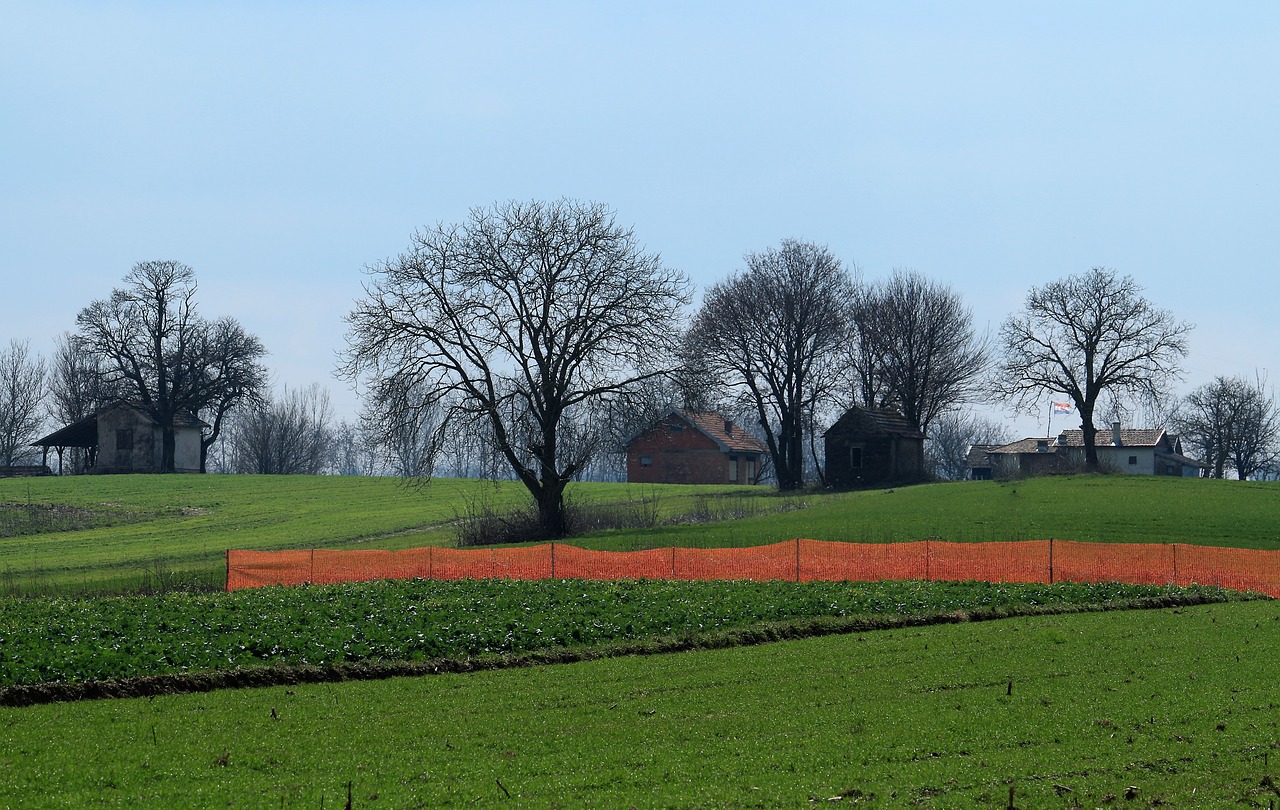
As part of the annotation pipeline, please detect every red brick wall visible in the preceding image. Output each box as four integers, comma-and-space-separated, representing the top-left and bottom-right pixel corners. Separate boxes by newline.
626, 419, 761, 484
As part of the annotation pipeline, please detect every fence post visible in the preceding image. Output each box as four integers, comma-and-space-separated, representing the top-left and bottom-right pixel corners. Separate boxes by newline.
1172, 543, 1179, 586
550, 542, 556, 579
925, 539, 931, 581
309, 549, 315, 584
224, 549, 231, 592
795, 538, 801, 583
1048, 538, 1054, 585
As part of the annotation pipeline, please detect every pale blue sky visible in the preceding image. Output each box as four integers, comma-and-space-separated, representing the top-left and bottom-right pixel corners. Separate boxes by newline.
2, 2, 1277, 436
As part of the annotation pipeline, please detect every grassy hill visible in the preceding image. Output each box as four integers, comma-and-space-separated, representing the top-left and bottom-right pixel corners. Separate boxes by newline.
2, 473, 1278, 594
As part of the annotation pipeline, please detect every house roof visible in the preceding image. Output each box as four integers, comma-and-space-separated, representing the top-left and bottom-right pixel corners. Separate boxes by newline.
824, 406, 926, 440
965, 444, 1002, 468
1056, 428, 1170, 448
677, 410, 770, 454
626, 408, 769, 455
989, 437, 1059, 455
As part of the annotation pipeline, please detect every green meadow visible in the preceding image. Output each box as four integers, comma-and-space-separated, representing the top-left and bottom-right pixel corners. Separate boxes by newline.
1, 600, 1275, 807
3, 473, 1278, 594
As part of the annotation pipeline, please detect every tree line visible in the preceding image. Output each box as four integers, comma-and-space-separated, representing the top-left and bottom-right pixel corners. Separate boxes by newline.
2, 198, 1277, 535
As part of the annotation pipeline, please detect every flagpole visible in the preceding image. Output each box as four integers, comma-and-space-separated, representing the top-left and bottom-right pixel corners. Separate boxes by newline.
1047, 399, 1052, 437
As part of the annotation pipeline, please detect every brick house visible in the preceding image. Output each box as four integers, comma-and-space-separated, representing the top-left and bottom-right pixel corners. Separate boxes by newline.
625, 409, 769, 485
823, 406, 926, 488
32, 400, 208, 474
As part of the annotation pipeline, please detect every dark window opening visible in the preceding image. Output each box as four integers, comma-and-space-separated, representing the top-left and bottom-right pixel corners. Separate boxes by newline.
850, 447, 863, 468
640, 455, 652, 467
1128, 455, 1138, 466
116, 429, 134, 451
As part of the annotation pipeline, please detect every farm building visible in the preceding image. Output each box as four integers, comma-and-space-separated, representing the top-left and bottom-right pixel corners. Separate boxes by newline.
823, 406, 926, 488
625, 409, 769, 485
32, 400, 208, 474
970, 423, 1205, 478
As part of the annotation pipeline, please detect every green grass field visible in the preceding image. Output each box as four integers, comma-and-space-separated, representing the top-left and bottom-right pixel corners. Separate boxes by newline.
3, 473, 1278, 594
1, 473, 1278, 806
2, 600, 1275, 807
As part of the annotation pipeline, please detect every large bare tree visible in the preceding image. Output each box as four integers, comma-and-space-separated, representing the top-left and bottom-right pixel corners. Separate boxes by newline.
995, 268, 1192, 471
1175, 374, 1279, 480
860, 269, 989, 434
0, 339, 46, 466
76, 261, 268, 472
342, 199, 691, 537
686, 239, 854, 490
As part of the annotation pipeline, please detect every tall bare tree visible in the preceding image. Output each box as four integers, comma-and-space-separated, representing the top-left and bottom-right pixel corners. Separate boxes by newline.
226, 383, 334, 475
44, 333, 120, 473
995, 268, 1192, 471
0, 339, 46, 465
76, 261, 268, 472
342, 199, 691, 537
861, 270, 989, 434
1175, 374, 1279, 480
686, 239, 854, 490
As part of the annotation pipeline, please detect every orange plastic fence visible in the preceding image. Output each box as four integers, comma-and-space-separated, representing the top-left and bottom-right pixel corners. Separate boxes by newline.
225, 540, 1280, 597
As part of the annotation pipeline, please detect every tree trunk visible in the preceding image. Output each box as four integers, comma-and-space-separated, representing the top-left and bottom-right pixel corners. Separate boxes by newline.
161, 425, 176, 473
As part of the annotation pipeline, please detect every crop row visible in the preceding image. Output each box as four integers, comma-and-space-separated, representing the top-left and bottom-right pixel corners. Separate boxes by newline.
0, 578, 1244, 688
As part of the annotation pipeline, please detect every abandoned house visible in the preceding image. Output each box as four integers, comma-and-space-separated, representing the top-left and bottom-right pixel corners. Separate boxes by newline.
970, 423, 1205, 479
625, 409, 769, 485
823, 406, 926, 488
32, 400, 208, 474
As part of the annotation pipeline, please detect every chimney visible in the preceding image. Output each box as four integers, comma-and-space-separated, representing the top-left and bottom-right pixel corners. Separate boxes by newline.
1111, 421, 1122, 446
724, 420, 733, 436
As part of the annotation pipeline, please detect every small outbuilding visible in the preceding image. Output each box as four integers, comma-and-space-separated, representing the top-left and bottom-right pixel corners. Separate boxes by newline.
32, 400, 208, 474
625, 409, 769, 485
823, 406, 926, 488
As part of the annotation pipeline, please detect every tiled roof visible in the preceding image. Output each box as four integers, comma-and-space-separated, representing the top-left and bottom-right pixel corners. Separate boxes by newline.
1056, 428, 1167, 448
989, 437, 1060, 455
679, 410, 770, 454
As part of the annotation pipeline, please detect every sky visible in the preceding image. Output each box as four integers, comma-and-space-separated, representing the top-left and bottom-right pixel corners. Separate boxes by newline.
3, 1, 1278, 440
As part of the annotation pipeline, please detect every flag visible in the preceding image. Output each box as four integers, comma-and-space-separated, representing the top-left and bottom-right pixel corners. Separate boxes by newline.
1052, 401, 1072, 415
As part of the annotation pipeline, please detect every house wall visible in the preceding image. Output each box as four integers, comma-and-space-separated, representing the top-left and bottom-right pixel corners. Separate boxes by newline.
97, 407, 159, 474
95, 406, 204, 474
825, 431, 924, 487
626, 418, 760, 485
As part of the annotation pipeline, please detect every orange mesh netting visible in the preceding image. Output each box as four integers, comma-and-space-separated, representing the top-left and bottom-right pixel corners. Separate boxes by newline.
226, 539, 1280, 597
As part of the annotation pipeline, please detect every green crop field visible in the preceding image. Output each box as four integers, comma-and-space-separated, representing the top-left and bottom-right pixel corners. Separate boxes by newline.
1, 600, 1276, 807
3, 473, 1279, 595
0, 473, 1277, 806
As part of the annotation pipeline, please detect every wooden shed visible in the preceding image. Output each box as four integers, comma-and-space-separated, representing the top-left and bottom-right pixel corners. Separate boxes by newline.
625, 409, 769, 485
823, 406, 926, 488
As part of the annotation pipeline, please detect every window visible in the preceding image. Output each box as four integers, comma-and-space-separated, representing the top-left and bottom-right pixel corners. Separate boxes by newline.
728, 455, 738, 482
1128, 455, 1138, 466
850, 447, 863, 468
746, 458, 756, 484
639, 455, 652, 467
116, 429, 134, 451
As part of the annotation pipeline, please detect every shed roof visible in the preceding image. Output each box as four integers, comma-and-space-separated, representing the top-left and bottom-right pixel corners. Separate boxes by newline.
824, 406, 925, 440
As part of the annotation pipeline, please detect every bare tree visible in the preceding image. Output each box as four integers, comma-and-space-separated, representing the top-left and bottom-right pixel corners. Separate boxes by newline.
995, 268, 1192, 471
227, 383, 334, 475
76, 261, 268, 472
862, 270, 989, 434
925, 410, 1013, 480
44, 333, 122, 473
1175, 374, 1280, 480
0, 339, 46, 465
686, 239, 854, 490
342, 199, 692, 537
